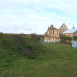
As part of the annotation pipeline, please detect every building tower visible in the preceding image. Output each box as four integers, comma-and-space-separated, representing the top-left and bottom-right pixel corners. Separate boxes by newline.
59, 23, 68, 34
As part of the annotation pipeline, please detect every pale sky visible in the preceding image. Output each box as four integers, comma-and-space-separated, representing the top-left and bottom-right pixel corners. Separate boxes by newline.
0, 0, 77, 34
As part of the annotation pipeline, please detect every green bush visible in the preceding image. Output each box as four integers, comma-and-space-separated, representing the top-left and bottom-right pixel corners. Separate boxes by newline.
0, 32, 3, 39
60, 35, 72, 43
31, 33, 44, 40
73, 36, 77, 41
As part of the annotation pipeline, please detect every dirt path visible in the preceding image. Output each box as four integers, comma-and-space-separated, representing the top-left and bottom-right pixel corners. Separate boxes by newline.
13, 35, 34, 58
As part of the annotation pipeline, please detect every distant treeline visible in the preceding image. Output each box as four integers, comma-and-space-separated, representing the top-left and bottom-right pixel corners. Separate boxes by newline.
19, 33, 44, 40
30, 33, 44, 40
0, 32, 44, 41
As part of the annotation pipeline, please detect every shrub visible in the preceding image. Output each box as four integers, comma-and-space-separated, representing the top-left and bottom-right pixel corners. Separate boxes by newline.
73, 36, 77, 41
0, 32, 3, 39
60, 35, 72, 43
31, 33, 44, 40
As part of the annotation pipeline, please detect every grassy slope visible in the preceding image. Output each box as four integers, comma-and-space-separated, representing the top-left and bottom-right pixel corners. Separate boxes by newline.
19, 35, 46, 57
0, 34, 77, 77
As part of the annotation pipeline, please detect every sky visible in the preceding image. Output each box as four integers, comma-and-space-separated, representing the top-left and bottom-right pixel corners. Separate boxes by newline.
0, 0, 77, 34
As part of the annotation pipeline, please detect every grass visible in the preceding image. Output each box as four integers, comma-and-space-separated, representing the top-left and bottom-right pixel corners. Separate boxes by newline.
19, 35, 46, 57
0, 34, 77, 77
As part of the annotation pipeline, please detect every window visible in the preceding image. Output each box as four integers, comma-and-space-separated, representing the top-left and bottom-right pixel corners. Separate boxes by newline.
53, 31, 54, 34
57, 31, 58, 34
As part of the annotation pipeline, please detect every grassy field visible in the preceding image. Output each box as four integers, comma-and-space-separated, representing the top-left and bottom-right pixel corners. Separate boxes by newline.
0, 34, 77, 77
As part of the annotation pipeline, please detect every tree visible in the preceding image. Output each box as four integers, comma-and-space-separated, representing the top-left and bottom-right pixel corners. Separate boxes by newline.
31, 33, 44, 40
60, 35, 72, 43
67, 36, 72, 43
60, 35, 66, 43
73, 36, 77, 41
0, 32, 3, 39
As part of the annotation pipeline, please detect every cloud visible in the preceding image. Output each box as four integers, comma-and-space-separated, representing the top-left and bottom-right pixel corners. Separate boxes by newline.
0, 0, 77, 34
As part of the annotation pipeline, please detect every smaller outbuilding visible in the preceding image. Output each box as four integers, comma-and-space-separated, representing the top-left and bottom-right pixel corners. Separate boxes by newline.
63, 28, 77, 38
